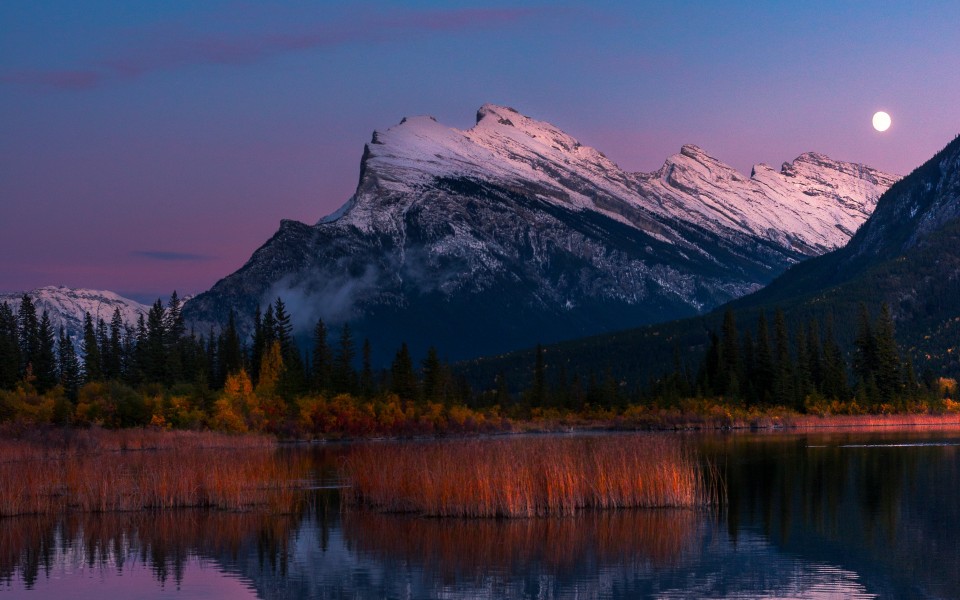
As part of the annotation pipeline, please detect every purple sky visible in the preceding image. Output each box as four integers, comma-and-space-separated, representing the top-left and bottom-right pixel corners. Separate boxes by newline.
2, 1, 958, 303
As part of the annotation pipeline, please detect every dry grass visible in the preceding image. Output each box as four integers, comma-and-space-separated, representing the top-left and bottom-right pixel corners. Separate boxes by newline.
343, 508, 701, 574
341, 434, 715, 517
789, 413, 960, 429
0, 428, 307, 517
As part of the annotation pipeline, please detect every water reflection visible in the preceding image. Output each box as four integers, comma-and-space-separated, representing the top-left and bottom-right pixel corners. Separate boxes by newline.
716, 430, 960, 599
2, 431, 959, 599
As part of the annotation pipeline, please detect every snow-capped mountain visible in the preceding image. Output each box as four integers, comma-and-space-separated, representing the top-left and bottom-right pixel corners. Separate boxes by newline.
0, 286, 148, 341
184, 105, 896, 362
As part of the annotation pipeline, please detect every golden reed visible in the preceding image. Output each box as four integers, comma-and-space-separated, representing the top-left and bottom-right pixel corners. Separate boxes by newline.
0, 429, 307, 516
341, 434, 717, 517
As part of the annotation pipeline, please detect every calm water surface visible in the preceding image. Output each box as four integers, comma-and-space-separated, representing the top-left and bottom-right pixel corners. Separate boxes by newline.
3, 429, 959, 599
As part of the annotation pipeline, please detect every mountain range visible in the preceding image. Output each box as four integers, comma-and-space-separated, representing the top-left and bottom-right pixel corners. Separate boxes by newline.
461, 134, 960, 388
181, 104, 895, 363
0, 287, 148, 341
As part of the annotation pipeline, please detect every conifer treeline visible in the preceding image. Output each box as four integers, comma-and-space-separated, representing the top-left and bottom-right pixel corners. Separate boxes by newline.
650, 304, 923, 410
0, 293, 474, 408
0, 291, 942, 431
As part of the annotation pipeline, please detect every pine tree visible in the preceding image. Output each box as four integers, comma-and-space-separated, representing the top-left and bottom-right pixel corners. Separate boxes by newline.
773, 309, 794, 406
853, 302, 877, 393
806, 320, 823, 394
250, 306, 265, 385
129, 314, 148, 386
311, 318, 333, 393
145, 299, 167, 384
273, 298, 293, 356
422, 346, 443, 404
720, 309, 740, 397
33, 312, 58, 392
794, 327, 811, 410
96, 317, 110, 378
390, 342, 418, 402
219, 311, 243, 378
359, 338, 375, 398
874, 303, 901, 404
165, 292, 185, 383
107, 308, 124, 380
18, 295, 40, 378
754, 312, 774, 404
740, 331, 756, 403
530, 343, 547, 407
82, 312, 103, 382
333, 324, 356, 394
0, 302, 21, 389
57, 327, 81, 400
821, 314, 848, 400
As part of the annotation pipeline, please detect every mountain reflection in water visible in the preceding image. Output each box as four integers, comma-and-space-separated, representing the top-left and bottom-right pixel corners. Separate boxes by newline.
2, 431, 959, 599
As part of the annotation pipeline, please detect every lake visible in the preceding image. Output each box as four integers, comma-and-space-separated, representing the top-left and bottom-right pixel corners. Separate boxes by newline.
3, 429, 959, 599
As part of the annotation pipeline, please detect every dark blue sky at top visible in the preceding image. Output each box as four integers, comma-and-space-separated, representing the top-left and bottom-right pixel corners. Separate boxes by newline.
2, 0, 958, 301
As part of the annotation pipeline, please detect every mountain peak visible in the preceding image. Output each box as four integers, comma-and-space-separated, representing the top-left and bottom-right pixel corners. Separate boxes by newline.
185, 104, 898, 362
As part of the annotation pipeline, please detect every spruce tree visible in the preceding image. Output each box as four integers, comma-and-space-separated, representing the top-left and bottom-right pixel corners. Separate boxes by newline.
720, 309, 740, 397
754, 312, 774, 404
853, 302, 877, 393
273, 298, 293, 356
82, 312, 103, 382
145, 299, 167, 384
129, 314, 148, 386
107, 308, 124, 380
0, 302, 20, 389
390, 342, 418, 402
164, 292, 185, 383
32, 312, 58, 392
773, 309, 794, 406
360, 338, 375, 398
57, 327, 81, 400
18, 295, 40, 378
250, 306, 265, 385
821, 314, 848, 401
422, 346, 443, 404
530, 343, 547, 407
333, 324, 356, 394
874, 303, 901, 404
96, 317, 110, 379
806, 320, 823, 394
311, 318, 333, 393
219, 311, 243, 378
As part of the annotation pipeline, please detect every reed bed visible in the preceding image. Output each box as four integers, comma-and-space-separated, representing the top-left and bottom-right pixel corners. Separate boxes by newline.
341, 434, 716, 517
0, 429, 306, 517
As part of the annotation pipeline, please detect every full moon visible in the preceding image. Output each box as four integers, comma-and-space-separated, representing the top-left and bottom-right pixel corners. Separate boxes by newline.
872, 111, 891, 132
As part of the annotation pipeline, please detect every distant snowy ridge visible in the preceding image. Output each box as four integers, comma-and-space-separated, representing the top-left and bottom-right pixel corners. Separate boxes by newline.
0, 286, 148, 341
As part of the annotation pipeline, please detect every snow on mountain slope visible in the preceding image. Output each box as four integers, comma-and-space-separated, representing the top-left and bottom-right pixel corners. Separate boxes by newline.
184, 105, 897, 363
338, 104, 897, 254
0, 286, 148, 340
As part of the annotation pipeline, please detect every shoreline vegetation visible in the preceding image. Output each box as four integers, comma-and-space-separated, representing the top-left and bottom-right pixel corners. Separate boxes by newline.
0, 429, 306, 518
341, 436, 717, 517
2, 413, 959, 519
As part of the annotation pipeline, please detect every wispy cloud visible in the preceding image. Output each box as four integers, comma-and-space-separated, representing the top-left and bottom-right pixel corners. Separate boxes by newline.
133, 250, 211, 262
0, 69, 105, 90
3, 7, 546, 91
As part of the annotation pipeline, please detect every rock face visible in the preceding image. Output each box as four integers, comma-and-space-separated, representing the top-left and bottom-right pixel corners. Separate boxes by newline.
183, 105, 896, 362
0, 286, 148, 341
